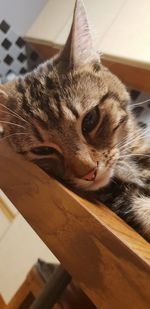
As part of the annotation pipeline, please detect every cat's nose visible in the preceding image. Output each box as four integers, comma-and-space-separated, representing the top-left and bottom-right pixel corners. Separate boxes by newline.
82, 166, 97, 181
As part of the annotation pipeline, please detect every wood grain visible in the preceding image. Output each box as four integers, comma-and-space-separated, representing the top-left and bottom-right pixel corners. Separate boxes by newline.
29, 41, 59, 59
28, 41, 150, 92
0, 294, 5, 308
102, 57, 150, 92
0, 142, 150, 308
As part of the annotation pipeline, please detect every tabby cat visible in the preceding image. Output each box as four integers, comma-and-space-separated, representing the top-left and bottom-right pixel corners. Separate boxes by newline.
0, 0, 150, 240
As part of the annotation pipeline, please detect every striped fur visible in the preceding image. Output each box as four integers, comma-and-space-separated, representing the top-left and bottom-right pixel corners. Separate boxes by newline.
0, 60, 150, 240
0, 0, 150, 241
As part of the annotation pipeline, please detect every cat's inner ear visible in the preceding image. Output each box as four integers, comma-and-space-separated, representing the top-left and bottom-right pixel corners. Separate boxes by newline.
59, 0, 100, 68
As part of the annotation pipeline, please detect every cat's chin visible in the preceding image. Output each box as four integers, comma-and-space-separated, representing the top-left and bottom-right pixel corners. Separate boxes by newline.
74, 168, 114, 191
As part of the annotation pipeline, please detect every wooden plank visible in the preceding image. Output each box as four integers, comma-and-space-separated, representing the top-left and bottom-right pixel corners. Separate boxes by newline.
0, 142, 150, 309
102, 57, 150, 92
28, 42, 150, 92
0, 294, 6, 309
29, 42, 59, 59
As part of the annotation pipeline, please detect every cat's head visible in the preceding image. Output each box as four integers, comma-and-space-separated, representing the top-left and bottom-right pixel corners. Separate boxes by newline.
0, 0, 131, 191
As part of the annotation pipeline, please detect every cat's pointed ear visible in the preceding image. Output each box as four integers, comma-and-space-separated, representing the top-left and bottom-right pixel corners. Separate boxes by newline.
59, 0, 99, 68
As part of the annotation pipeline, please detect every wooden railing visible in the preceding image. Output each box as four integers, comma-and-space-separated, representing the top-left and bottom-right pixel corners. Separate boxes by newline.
0, 142, 150, 308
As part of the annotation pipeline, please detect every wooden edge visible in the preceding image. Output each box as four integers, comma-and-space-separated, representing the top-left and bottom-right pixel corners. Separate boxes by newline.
28, 41, 59, 60
102, 54, 150, 70
0, 142, 150, 308
26, 266, 45, 296
5, 266, 44, 308
6, 279, 31, 309
102, 58, 150, 92
0, 294, 6, 308
28, 41, 150, 92
0, 198, 15, 222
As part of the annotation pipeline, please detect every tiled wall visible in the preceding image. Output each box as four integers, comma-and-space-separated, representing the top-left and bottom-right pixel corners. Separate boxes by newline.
0, 19, 42, 82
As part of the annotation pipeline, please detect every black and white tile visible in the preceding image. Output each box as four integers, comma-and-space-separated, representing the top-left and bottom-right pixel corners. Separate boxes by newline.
130, 90, 150, 142
0, 19, 42, 83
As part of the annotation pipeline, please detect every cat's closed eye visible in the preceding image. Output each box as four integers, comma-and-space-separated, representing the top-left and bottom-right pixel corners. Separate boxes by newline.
31, 146, 56, 156
82, 106, 100, 134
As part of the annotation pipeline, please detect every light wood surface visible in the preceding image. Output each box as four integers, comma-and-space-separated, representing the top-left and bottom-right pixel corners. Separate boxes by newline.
0, 142, 150, 308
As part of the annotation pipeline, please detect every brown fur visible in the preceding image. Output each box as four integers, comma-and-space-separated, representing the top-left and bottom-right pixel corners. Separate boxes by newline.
0, 0, 150, 240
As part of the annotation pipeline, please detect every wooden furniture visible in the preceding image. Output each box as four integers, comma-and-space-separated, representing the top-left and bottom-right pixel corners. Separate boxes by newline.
1, 1, 150, 307
2, 266, 44, 309
0, 295, 6, 309
1, 262, 94, 309
0, 141, 150, 309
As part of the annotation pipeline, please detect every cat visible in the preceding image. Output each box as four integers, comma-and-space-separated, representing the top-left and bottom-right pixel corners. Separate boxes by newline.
0, 0, 150, 240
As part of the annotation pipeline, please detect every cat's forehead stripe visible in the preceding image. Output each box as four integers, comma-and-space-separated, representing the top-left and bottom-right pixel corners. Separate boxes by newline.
22, 95, 32, 115
32, 123, 44, 142
34, 117, 48, 130
16, 80, 25, 94
45, 76, 56, 90
65, 101, 79, 118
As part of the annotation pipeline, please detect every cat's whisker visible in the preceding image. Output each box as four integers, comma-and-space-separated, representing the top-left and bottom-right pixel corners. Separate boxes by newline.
119, 129, 149, 151
114, 127, 147, 150
113, 135, 128, 149
0, 109, 24, 121
119, 135, 143, 151
117, 160, 134, 178
119, 153, 150, 159
0, 120, 25, 129
0, 132, 28, 142
120, 135, 150, 154
120, 139, 144, 152
129, 98, 150, 108
120, 137, 145, 151
112, 178, 118, 185
0, 103, 29, 125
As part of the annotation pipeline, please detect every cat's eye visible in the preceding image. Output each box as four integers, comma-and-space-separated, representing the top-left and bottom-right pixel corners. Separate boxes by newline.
82, 106, 100, 134
31, 146, 55, 156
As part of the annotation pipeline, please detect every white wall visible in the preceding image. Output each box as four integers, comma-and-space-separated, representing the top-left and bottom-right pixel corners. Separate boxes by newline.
0, 0, 48, 35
